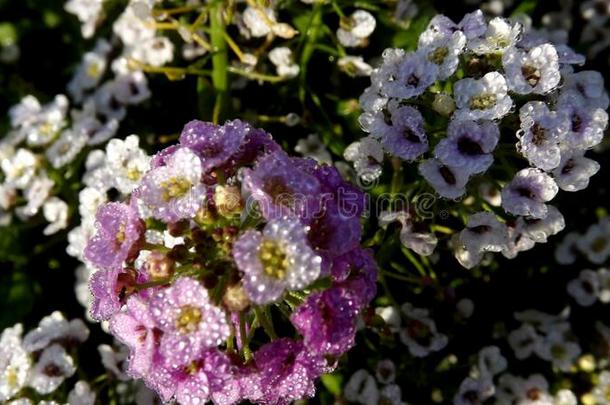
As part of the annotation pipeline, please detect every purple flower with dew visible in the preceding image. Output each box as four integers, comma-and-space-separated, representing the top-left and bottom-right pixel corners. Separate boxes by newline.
137, 147, 206, 222
149, 349, 240, 405
252, 338, 328, 405
149, 277, 230, 367
378, 105, 428, 161
556, 94, 608, 150
501, 168, 558, 219
110, 294, 162, 379
459, 212, 509, 253
434, 119, 499, 174
84, 201, 144, 271
453, 72, 513, 121
502, 44, 561, 95
330, 248, 378, 307
232, 217, 321, 304
380, 51, 439, 100
517, 102, 569, 171
243, 151, 322, 221
552, 151, 600, 192
560, 69, 609, 110
291, 287, 360, 356
90, 267, 142, 321
419, 159, 470, 200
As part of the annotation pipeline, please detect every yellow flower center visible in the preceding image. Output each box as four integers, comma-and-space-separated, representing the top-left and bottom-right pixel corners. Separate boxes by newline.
6, 366, 19, 388
87, 62, 102, 78
160, 177, 192, 202
469, 93, 497, 110
127, 167, 142, 181
176, 305, 202, 333
259, 239, 289, 280
428, 46, 449, 65
116, 223, 126, 245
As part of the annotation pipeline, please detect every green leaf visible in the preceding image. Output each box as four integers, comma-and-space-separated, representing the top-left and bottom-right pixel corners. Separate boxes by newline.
511, 0, 537, 17
321, 373, 343, 396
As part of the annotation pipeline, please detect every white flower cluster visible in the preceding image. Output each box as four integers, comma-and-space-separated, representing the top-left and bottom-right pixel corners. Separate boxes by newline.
1, 0, 173, 233
567, 267, 610, 307
344, 364, 406, 405
0, 312, 91, 403
348, 10, 608, 268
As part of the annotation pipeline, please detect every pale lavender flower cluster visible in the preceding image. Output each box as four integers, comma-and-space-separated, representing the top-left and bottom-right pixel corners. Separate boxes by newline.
0, 312, 91, 403
555, 217, 610, 265
349, 9, 608, 268
82, 119, 376, 404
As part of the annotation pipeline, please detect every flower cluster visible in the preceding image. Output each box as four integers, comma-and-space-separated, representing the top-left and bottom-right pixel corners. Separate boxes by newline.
81, 119, 376, 404
0, 312, 91, 404
555, 217, 610, 265
348, 9, 608, 268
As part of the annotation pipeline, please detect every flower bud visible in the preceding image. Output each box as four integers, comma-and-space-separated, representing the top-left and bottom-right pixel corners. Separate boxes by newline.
432, 93, 455, 117
145, 251, 175, 280
223, 283, 250, 312
214, 185, 243, 217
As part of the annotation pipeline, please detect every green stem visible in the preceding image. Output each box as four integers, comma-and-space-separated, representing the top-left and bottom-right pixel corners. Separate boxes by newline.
210, 1, 229, 123
239, 312, 252, 362
254, 306, 277, 339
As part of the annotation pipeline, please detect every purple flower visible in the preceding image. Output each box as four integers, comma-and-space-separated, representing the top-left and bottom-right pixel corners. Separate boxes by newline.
243, 151, 322, 221
556, 94, 608, 150
232, 217, 321, 304
137, 147, 206, 222
90, 267, 140, 321
419, 159, 470, 199
378, 105, 428, 161
330, 248, 378, 307
110, 294, 162, 378
434, 119, 499, 174
149, 277, 230, 367
381, 52, 439, 99
84, 201, 144, 270
179, 119, 279, 178
252, 338, 328, 404
291, 287, 359, 356
501, 168, 558, 219
149, 349, 240, 405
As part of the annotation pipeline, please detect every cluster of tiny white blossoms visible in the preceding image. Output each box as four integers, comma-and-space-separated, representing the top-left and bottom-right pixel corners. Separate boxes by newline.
0, 312, 91, 404
0, 0, 176, 234
346, 9, 609, 268
344, 361, 406, 405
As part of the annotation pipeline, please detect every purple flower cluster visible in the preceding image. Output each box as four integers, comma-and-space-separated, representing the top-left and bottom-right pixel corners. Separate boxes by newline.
83, 119, 376, 404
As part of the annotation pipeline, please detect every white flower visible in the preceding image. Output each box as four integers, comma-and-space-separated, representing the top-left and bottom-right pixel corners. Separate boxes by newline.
454, 72, 513, 121
337, 56, 373, 77
516, 374, 553, 405
452, 234, 484, 269
501, 168, 558, 219
379, 210, 438, 256
65, 0, 103, 38
554, 389, 577, 405
502, 222, 536, 259
552, 151, 600, 192
418, 30, 466, 80
503, 44, 561, 94
111, 71, 151, 105
508, 324, 540, 360
535, 330, 581, 371
478, 346, 507, 377
576, 219, 610, 264
98, 344, 129, 380
68, 381, 96, 405
380, 384, 404, 405
597, 267, 610, 303
419, 159, 470, 200
337, 10, 376, 47
42, 197, 69, 235
0, 324, 31, 402
74, 265, 96, 317
518, 205, 565, 243
554, 232, 580, 265
459, 212, 509, 253
105, 135, 151, 194
344, 370, 379, 404
113, 6, 155, 47
375, 306, 401, 333
130, 36, 174, 67
556, 93, 608, 150
592, 371, 610, 405
28, 344, 76, 394
46, 129, 88, 169
268, 47, 299, 78
559, 69, 609, 110
294, 134, 332, 165
454, 377, 495, 405
1, 148, 38, 189
567, 270, 600, 307
468, 17, 521, 54
22, 311, 89, 353
17, 173, 54, 218
344, 137, 384, 182
242, 7, 276, 38
11, 95, 69, 147
71, 101, 119, 146
67, 39, 111, 102
93, 82, 126, 121
399, 303, 448, 357
517, 102, 569, 171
